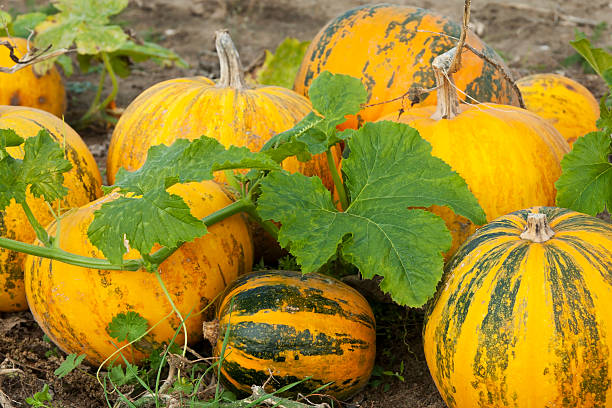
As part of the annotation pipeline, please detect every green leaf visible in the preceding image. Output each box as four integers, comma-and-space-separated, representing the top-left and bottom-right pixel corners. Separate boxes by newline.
54, 353, 86, 378
108, 54, 131, 78
555, 131, 612, 216
22, 130, 72, 201
0, 129, 71, 210
107, 311, 148, 343
55, 54, 73, 76
113, 40, 188, 68
113, 136, 281, 195
570, 37, 612, 78
25, 384, 52, 406
108, 363, 140, 386
258, 121, 486, 306
88, 190, 208, 264
11, 12, 48, 38
75, 24, 127, 54
256, 38, 310, 89
261, 71, 367, 162
0, 11, 11, 30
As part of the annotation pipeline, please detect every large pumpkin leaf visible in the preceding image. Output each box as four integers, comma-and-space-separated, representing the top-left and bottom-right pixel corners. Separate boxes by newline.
90, 135, 280, 264
112, 136, 281, 195
556, 131, 612, 216
88, 190, 207, 265
261, 71, 367, 162
0, 129, 72, 210
258, 121, 486, 307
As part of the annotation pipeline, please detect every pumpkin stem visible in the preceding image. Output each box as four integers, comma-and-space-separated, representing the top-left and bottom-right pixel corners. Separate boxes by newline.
215, 30, 248, 89
431, 48, 461, 120
520, 213, 555, 243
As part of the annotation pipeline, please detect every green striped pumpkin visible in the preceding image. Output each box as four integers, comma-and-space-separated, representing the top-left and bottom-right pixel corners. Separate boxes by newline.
423, 207, 612, 407
206, 270, 376, 399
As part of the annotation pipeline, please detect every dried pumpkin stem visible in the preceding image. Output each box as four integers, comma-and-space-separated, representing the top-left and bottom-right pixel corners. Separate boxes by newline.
431, 48, 461, 120
449, 0, 471, 74
215, 29, 248, 89
519, 213, 555, 243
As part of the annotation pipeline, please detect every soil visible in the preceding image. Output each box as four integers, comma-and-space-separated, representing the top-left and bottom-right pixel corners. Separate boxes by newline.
1, 0, 612, 407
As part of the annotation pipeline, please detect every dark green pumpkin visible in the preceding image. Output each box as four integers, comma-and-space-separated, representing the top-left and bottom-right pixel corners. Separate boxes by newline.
206, 270, 376, 399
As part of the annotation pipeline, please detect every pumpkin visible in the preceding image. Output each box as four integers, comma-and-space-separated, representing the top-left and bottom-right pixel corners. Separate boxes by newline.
107, 30, 340, 191
204, 270, 376, 399
294, 4, 520, 130
516, 73, 600, 146
24, 181, 253, 365
0, 106, 102, 312
0, 37, 66, 117
381, 48, 570, 258
423, 207, 612, 407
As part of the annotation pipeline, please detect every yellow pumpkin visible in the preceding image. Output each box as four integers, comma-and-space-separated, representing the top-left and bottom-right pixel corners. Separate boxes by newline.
25, 181, 253, 365
516, 73, 600, 146
0, 37, 66, 117
381, 49, 570, 258
294, 4, 521, 129
424, 207, 612, 407
107, 30, 340, 191
0, 106, 102, 312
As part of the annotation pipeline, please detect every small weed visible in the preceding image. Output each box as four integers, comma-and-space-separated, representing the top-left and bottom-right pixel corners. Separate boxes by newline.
562, 22, 612, 73
25, 384, 53, 408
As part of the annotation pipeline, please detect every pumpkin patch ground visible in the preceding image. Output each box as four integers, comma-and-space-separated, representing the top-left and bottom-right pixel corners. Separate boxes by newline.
1, 0, 612, 407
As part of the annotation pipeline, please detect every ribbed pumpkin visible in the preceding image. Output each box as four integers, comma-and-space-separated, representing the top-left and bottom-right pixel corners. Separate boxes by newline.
205, 270, 376, 399
0, 106, 102, 312
0, 37, 66, 117
423, 207, 612, 408
107, 30, 340, 190
381, 48, 570, 258
25, 181, 253, 365
516, 73, 600, 146
294, 4, 520, 129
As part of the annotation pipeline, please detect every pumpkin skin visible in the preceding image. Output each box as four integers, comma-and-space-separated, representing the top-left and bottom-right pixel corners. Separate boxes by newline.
107, 31, 341, 191
0, 37, 66, 117
210, 270, 376, 399
0, 106, 102, 312
24, 181, 253, 365
516, 73, 600, 146
423, 207, 612, 408
294, 4, 520, 129
383, 99, 570, 258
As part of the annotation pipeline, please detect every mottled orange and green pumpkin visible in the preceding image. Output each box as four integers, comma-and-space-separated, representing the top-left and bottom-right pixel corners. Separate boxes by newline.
294, 4, 520, 129
423, 207, 612, 408
382, 48, 570, 258
0, 106, 102, 312
209, 270, 376, 399
107, 30, 340, 191
0, 37, 66, 117
516, 73, 600, 146
24, 181, 253, 365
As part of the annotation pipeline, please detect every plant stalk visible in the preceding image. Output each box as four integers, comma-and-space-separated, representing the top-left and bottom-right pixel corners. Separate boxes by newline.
215, 29, 247, 89
19, 199, 51, 247
327, 148, 348, 210
79, 63, 107, 123
79, 52, 118, 124
0, 236, 143, 270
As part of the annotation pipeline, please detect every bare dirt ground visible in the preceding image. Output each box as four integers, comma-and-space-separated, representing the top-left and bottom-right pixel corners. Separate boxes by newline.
1, 0, 612, 407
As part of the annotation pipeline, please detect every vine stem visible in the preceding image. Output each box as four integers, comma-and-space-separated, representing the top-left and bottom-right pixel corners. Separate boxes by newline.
19, 199, 51, 247
0, 236, 143, 270
327, 149, 348, 211
449, 0, 471, 74
79, 52, 118, 124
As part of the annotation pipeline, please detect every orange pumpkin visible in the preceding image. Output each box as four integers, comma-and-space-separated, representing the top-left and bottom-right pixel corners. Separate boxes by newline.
25, 181, 253, 365
0, 106, 102, 312
381, 48, 570, 258
107, 30, 340, 190
516, 73, 600, 146
295, 4, 520, 129
0, 37, 66, 117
